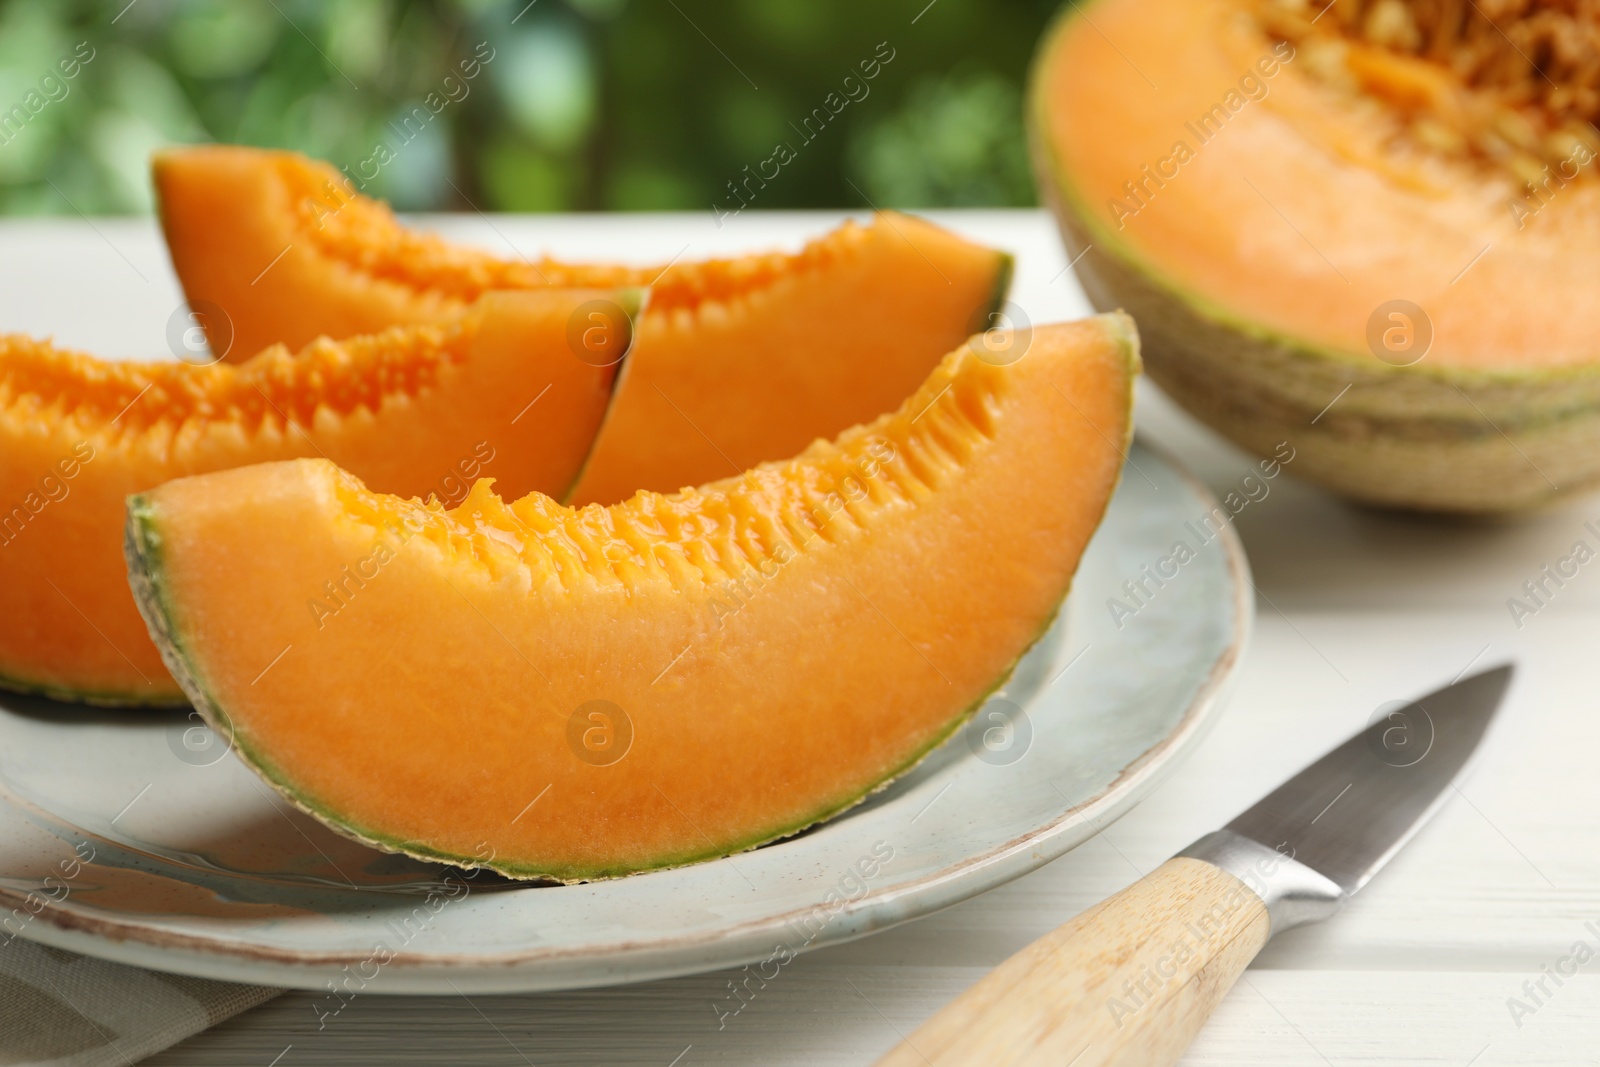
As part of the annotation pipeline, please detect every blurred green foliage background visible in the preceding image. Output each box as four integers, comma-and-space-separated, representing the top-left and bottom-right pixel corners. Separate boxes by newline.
0, 0, 1057, 215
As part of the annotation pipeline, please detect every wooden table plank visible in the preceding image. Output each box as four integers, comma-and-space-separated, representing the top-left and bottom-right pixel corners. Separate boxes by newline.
146, 968, 1600, 1065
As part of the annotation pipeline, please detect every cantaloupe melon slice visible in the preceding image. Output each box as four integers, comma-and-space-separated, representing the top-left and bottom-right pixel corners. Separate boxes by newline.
155, 146, 1012, 502
1031, 0, 1600, 512
125, 315, 1139, 881
0, 289, 627, 706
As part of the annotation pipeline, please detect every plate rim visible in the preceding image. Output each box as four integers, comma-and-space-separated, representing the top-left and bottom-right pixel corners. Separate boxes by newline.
4, 438, 1253, 992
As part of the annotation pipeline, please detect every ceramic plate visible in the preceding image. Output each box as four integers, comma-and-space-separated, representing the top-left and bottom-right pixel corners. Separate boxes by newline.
0, 439, 1249, 993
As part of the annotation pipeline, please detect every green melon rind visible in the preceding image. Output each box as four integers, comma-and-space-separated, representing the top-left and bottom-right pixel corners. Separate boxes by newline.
555, 285, 648, 505
0, 667, 186, 709
123, 320, 1138, 883
976, 251, 1017, 336
1027, 0, 1600, 513
125, 501, 224, 720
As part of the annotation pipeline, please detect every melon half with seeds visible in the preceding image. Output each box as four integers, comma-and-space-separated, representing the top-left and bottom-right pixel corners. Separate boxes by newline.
1032, 0, 1600, 512
126, 316, 1139, 881
156, 146, 1013, 502
0, 290, 625, 706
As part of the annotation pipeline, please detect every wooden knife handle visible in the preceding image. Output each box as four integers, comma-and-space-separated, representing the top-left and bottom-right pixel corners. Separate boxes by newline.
873, 857, 1270, 1067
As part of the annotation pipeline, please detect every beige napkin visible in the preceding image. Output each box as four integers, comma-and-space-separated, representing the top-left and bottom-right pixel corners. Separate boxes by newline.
0, 939, 278, 1066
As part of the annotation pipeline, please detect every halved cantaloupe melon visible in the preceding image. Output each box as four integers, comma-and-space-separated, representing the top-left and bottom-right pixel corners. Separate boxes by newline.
0, 289, 627, 705
155, 146, 1012, 502
125, 315, 1139, 880
1031, 0, 1600, 512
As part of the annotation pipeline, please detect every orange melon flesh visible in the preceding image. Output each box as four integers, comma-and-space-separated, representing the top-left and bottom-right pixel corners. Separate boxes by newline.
126, 316, 1139, 880
1036, 0, 1600, 369
0, 289, 624, 705
155, 146, 1012, 500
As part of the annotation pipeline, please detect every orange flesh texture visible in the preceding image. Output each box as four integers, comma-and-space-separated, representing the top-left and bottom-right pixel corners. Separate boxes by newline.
155, 146, 1010, 498
1038, 0, 1600, 369
571, 215, 1006, 503
156, 146, 638, 357
136, 316, 1137, 879
0, 290, 616, 703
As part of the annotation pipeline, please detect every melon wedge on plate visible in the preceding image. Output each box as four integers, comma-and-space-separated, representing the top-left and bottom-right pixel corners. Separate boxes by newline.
155, 146, 1013, 501
0, 289, 625, 706
125, 315, 1139, 881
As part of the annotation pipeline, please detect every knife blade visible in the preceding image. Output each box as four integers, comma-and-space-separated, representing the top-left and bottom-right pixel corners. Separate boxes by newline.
1221, 663, 1510, 896
875, 665, 1513, 1067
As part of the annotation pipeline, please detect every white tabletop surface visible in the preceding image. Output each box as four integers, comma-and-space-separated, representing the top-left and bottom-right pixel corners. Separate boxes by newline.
7, 208, 1597, 1065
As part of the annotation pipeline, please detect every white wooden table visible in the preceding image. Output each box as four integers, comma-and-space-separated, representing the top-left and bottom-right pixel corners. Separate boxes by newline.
9, 210, 1597, 1065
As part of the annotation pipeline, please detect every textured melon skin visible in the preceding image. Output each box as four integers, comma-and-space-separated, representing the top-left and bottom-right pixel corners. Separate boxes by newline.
0, 666, 183, 709
1029, 1, 1600, 514
124, 317, 1139, 882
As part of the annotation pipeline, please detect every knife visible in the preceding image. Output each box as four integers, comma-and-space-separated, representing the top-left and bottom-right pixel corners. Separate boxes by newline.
875, 665, 1513, 1067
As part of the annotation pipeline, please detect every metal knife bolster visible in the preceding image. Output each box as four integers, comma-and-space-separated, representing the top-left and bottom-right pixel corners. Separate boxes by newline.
1176, 829, 1346, 935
